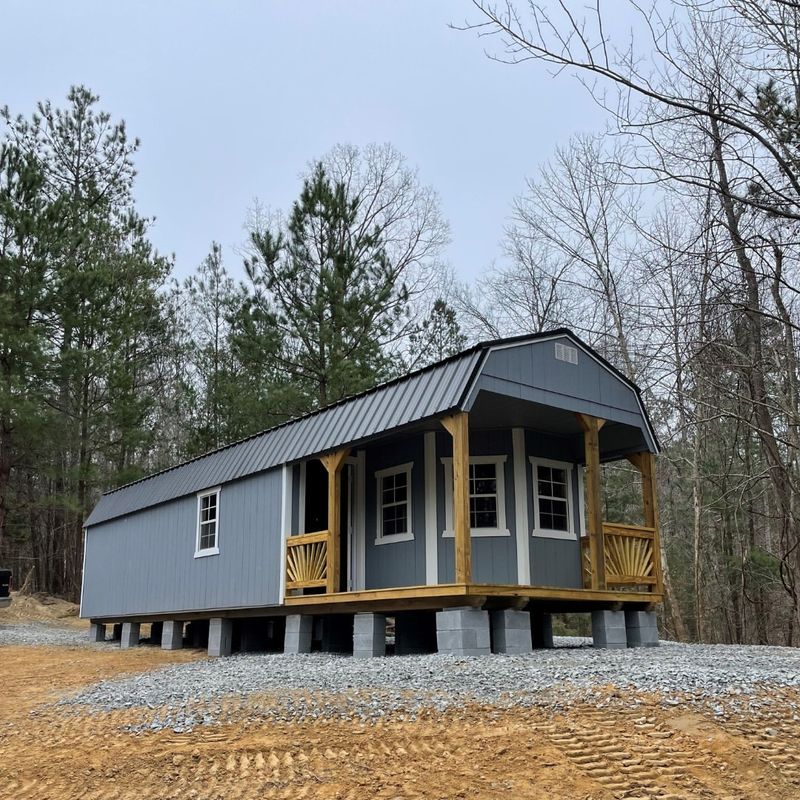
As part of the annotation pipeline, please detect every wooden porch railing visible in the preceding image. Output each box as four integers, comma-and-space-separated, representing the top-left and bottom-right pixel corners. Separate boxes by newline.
582, 523, 658, 591
285, 531, 328, 591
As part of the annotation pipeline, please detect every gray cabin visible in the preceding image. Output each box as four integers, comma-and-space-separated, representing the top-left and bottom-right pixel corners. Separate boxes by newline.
81, 329, 663, 656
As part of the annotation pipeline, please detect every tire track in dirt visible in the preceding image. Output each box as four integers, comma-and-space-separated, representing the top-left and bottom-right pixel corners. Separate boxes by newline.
531, 703, 799, 800
150, 728, 509, 800
533, 716, 706, 797
4, 644, 800, 800
2, 708, 589, 800
722, 703, 800, 786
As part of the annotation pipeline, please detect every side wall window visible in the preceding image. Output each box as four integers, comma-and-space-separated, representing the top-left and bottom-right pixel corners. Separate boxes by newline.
374, 463, 414, 544
442, 455, 510, 537
195, 487, 221, 557
530, 459, 575, 540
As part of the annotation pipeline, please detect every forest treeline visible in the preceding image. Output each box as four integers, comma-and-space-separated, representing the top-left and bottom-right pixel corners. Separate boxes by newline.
0, 87, 462, 601
2, 0, 800, 645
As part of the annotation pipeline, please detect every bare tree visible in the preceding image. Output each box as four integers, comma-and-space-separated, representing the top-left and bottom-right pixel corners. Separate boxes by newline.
246, 143, 451, 369
462, 1, 800, 220
460, 1, 800, 642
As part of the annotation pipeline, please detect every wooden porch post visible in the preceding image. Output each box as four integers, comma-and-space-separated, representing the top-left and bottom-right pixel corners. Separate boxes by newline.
320, 447, 350, 594
627, 451, 664, 595
441, 412, 471, 584
577, 414, 606, 590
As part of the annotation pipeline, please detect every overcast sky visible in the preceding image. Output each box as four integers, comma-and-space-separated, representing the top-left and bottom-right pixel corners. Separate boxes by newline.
4, 1, 609, 282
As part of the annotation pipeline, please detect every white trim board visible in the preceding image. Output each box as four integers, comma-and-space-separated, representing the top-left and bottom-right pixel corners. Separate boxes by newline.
424, 431, 438, 585
79, 527, 88, 618
512, 428, 531, 584
355, 450, 367, 590
279, 464, 291, 602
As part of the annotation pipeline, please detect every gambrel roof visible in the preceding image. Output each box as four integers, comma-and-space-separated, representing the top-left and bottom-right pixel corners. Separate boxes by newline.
85, 329, 658, 527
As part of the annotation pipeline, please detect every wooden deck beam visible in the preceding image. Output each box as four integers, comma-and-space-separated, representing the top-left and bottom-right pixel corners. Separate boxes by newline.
441, 411, 471, 584
320, 447, 350, 594
627, 450, 664, 596
282, 582, 661, 615
89, 582, 662, 624
577, 413, 606, 590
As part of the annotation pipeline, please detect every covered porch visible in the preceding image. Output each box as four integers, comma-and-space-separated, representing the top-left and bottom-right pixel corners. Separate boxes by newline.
282, 406, 663, 609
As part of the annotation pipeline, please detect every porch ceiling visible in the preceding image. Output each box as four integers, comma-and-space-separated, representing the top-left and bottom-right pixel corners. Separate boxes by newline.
468, 391, 651, 462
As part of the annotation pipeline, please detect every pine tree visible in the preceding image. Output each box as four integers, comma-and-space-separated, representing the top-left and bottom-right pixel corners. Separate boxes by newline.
406, 298, 467, 369
0, 143, 63, 557
1, 87, 175, 597
247, 164, 408, 408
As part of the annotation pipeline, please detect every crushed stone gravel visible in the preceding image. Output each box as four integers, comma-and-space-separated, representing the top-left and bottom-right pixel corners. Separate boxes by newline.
0, 621, 94, 648
51, 637, 800, 732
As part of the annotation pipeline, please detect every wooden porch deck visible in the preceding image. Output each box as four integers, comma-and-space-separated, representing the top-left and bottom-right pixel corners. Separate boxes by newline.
283, 582, 662, 616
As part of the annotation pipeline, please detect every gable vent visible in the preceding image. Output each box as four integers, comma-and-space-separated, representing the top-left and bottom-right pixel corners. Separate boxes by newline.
554, 341, 578, 365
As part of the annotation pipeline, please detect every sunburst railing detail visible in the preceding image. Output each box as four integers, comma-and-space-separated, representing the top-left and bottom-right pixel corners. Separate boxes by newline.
285, 531, 328, 592
582, 523, 657, 591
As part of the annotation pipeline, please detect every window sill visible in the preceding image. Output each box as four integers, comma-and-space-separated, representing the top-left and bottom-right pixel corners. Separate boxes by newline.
194, 547, 220, 559
531, 530, 576, 541
442, 528, 511, 538
373, 532, 415, 546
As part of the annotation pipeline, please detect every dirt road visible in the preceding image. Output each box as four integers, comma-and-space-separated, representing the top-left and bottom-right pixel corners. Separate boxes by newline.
2, 644, 800, 799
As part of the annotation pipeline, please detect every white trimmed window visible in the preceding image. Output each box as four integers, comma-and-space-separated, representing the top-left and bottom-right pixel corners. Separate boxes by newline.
442, 455, 510, 537
195, 487, 221, 557
530, 458, 575, 540
375, 463, 414, 544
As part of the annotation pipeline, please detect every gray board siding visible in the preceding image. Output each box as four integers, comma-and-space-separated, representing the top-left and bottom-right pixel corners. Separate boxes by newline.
469, 338, 657, 454
81, 469, 283, 619
364, 434, 427, 589
85, 350, 483, 528
530, 537, 583, 588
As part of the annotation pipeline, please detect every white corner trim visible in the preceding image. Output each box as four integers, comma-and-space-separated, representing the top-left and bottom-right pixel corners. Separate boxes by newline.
440, 454, 508, 538
373, 532, 415, 546
424, 431, 438, 585
79, 528, 87, 618
279, 463, 291, 602
577, 465, 586, 538
512, 428, 531, 584
195, 486, 221, 558
529, 457, 577, 540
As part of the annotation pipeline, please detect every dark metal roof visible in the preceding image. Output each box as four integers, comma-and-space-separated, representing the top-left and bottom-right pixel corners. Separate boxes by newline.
85, 346, 485, 527
84, 329, 659, 528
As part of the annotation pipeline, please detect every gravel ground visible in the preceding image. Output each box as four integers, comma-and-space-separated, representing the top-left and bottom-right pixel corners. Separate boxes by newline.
8, 620, 800, 732
53, 638, 800, 732
0, 621, 92, 648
